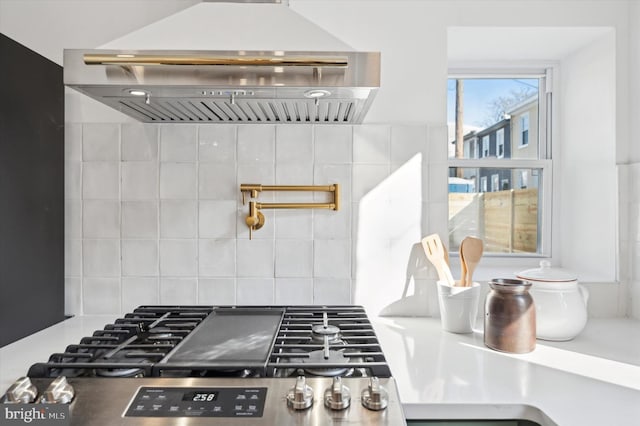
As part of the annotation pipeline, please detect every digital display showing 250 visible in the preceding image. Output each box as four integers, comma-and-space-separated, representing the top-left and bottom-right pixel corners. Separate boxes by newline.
181, 391, 218, 402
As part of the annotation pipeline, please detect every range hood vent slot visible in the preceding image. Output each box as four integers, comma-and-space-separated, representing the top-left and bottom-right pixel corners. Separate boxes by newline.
116, 98, 359, 123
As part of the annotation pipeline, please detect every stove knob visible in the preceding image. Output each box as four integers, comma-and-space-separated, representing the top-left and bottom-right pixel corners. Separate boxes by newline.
3, 377, 38, 403
361, 377, 388, 411
40, 376, 74, 404
286, 376, 313, 410
324, 377, 351, 410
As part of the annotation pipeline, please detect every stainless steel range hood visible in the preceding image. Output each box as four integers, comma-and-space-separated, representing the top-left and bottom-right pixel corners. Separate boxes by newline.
63, 1, 380, 124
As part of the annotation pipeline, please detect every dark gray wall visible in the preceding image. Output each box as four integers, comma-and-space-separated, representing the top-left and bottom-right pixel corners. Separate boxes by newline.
0, 33, 65, 347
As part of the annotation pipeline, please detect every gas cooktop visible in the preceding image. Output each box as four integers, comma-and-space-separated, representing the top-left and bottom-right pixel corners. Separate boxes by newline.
3, 305, 406, 425
27, 305, 392, 379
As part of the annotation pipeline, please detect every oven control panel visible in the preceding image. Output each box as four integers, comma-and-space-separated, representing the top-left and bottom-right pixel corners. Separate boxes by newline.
125, 387, 267, 418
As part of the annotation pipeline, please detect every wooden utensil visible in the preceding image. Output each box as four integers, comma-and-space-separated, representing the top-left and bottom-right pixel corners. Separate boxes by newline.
459, 243, 468, 287
421, 234, 455, 286
460, 236, 483, 286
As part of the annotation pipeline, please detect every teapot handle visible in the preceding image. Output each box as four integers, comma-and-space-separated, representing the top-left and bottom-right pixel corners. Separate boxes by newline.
578, 284, 589, 306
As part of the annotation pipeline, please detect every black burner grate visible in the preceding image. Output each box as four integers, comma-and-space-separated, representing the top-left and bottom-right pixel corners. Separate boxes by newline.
267, 306, 392, 378
27, 305, 392, 380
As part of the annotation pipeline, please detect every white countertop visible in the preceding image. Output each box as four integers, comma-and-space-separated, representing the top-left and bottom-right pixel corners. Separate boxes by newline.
373, 316, 640, 425
1, 315, 639, 425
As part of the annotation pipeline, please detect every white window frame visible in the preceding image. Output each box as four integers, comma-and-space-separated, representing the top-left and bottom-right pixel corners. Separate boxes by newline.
491, 174, 499, 192
482, 135, 490, 158
448, 67, 553, 262
497, 128, 505, 158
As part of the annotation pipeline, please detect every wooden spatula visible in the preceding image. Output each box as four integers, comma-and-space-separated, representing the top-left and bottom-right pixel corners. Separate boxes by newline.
460, 236, 483, 286
421, 234, 455, 286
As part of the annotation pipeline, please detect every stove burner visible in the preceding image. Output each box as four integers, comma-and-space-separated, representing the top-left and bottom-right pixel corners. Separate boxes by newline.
303, 349, 350, 377
311, 324, 341, 343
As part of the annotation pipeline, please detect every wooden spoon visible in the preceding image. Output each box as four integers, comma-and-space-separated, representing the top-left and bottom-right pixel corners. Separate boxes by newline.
460, 236, 483, 286
421, 234, 455, 286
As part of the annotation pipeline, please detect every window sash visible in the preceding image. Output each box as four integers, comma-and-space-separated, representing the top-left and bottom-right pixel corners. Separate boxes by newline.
449, 159, 552, 258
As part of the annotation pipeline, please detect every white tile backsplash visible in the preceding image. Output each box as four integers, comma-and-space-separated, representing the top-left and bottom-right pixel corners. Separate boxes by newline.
83, 123, 119, 161
238, 125, 275, 164
83, 277, 120, 314
237, 239, 274, 277
275, 240, 313, 277
64, 277, 81, 316
160, 162, 197, 199
83, 162, 119, 199
198, 278, 236, 304
65, 200, 81, 239
83, 200, 120, 238
122, 240, 158, 276
160, 200, 197, 238
122, 124, 158, 161
122, 201, 158, 239
199, 239, 236, 277
315, 126, 352, 164
313, 240, 351, 278
199, 200, 237, 238
276, 126, 313, 164
122, 162, 158, 200
275, 278, 313, 304
391, 125, 428, 164
353, 125, 390, 164
159, 239, 197, 276
65, 123, 82, 162
313, 278, 351, 304
160, 278, 197, 305
236, 278, 274, 305
66, 123, 451, 316
352, 164, 390, 201
65, 239, 81, 276
83, 239, 121, 277
199, 125, 236, 163
160, 125, 197, 162
199, 164, 236, 200
314, 205, 350, 239
274, 210, 313, 240
64, 161, 82, 200
122, 277, 159, 313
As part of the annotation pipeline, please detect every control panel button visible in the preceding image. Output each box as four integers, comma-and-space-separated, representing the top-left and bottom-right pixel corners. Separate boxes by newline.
361, 377, 388, 411
286, 376, 314, 410
3, 377, 38, 404
40, 376, 75, 404
324, 377, 351, 410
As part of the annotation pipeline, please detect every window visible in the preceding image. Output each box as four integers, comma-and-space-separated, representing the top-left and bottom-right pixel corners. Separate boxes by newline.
497, 128, 505, 158
447, 71, 551, 256
482, 135, 490, 157
491, 174, 499, 192
520, 113, 530, 147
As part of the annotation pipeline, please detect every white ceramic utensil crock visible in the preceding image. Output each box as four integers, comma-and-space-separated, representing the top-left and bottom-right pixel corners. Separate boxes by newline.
516, 261, 588, 341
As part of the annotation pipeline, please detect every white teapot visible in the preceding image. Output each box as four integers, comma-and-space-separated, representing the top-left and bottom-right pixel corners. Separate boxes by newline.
516, 261, 589, 341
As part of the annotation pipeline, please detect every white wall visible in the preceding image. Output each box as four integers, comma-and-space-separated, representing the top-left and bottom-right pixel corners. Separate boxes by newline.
625, 1, 640, 319
1, 0, 634, 317
557, 32, 617, 282
0, 0, 198, 65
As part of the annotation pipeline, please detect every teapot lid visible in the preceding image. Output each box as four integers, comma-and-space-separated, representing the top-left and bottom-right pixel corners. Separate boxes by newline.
516, 261, 577, 282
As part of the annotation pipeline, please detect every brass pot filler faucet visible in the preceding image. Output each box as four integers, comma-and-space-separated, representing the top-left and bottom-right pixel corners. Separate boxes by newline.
240, 184, 341, 239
